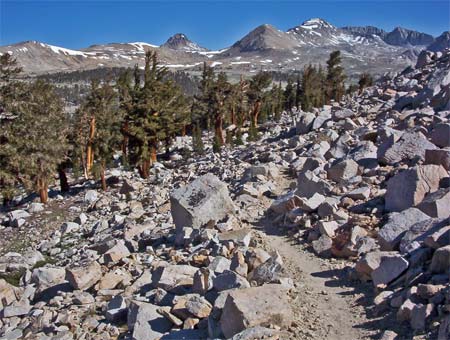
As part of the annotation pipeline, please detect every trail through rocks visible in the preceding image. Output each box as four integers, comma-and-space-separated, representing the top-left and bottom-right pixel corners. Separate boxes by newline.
248, 174, 389, 340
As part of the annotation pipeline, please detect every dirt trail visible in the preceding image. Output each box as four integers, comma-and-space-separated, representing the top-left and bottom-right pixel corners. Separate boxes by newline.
250, 174, 380, 340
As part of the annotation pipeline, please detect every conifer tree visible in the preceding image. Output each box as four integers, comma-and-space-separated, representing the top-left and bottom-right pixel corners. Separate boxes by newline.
283, 78, 296, 111
0, 54, 24, 204
127, 51, 188, 178
12, 80, 69, 203
295, 74, 302, 109
326, 50, 346, 102
247, 71, 271, 128
358, 72, 374, 92
76, 80, 120, 190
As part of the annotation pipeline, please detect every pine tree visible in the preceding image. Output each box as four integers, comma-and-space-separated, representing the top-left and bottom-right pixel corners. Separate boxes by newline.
295, 74, 302, 110
77, 80, 120, 190
127, 51, 188, 178
12, 80, 70, 203
326, 51, 346, 102
247, 71, 271, 128
0, 54, 24, 204
358, 72, 374, 92
283, 78, 296, 111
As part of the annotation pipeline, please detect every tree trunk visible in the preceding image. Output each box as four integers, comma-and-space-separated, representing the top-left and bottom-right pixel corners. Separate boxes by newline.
150, 144, 157, 163
215, 113, 224, 145
86, 116, 96, 174
139, 159, 151, 179
58, 165, 70, 192
252, 101, 261, 128
181, 125, 186, 137
231, 106, 236, 126
100, 163, 107, 191
122, 121, 129, 156
37, 178, 48, 204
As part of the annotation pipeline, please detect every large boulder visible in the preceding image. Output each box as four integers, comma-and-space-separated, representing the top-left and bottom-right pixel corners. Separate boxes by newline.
425, 148, 450, 171
385, 165, 448, 212
417, 188, 450, 218
378, 208, 430, 251
295, 112, 315, 134
219, 284, 293, 338
128, 301, 172, 340
326, 159, 359, 182
170, 174, 235, 230
151, 264, 197, 292
296, 170, 332, 198
66, 261, 102, 291
430, 123, 450, 147
377, 131, 437, 165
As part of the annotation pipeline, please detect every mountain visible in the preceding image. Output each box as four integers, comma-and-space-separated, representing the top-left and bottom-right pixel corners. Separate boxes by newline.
224, 24, 299, 54
0, 19, 435, 77
384, 27, 435, 46
342, 25, 435, 47
161, 33, 208, 52
341, 26, 387, 39
427, 31, 450, 52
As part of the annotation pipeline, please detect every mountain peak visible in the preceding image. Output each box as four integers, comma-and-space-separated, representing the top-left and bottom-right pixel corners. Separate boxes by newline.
300, 18, 334, 29
161, 33, 208, 52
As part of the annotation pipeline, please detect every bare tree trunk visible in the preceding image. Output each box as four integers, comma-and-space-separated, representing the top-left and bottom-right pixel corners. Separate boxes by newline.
150, 144, 157, 163
86, 116, 96, 174
231, 106, 236, 126
100, 163, 107, 191
139, 159, 151, 179
215, 113, 224, 145
122, 121, 129, 156
252, 101, 261, 128
37, 178, 49, 204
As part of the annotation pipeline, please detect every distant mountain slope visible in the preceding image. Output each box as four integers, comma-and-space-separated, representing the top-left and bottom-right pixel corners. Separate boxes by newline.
342, 25, 435, 47
427, 31, 450, 52
0, 18, 440, 77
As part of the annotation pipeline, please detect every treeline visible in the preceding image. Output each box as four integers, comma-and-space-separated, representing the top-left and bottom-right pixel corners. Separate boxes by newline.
0, 50, 373, 204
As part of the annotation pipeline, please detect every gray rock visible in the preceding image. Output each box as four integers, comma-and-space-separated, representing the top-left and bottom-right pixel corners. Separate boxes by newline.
378, 208, 430, 250
152, 264, 197, 292
185, 295, 212, 318
128, 301, 172, 340
425, 148, 450, 171
377, 131, 437, 165
327, 159, 359, 182
105, 295, 127, 323
208, 256, 231, 274
218, 229, 252, 248
170, 174, 235, 230
295, 112, 315, 134
301, 193, 325, 212
417, 188, 450, 218
31, 267, 66, 293
220, 284, 293, 338
400, 218, 448, 254
385, 165, 448, 212
296, 170, 332, 198
430, 123, 450, 147
213, 270, 250, 291
332, 108, 355, 121
312, 235, 333, 258
84, 190, 98, 203
28, 202, 44, 213
430, 245, 450, 273
371, 253, 409, 286
66, 261, 102, 291
248, 252, 283, 285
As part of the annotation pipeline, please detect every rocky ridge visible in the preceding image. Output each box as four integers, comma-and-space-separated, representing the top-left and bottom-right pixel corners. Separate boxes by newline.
2, 18, 447, 77
0, 49, 449, 339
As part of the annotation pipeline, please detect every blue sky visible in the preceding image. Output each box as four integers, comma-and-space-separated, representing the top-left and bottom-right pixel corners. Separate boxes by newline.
1, 1, 449, 50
